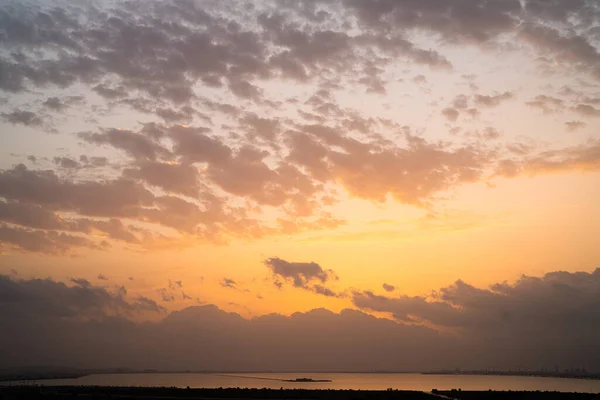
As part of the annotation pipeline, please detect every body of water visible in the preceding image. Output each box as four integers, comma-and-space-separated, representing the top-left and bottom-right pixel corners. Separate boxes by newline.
9, 372, 600, 393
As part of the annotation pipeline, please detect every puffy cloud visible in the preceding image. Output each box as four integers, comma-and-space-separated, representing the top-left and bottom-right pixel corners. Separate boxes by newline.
1, 0, 599, 254
79, 155, 108, 167
0, 164, 155, 218
265, 257, 336, 288
474, 92, 514, 107
353, 268, 600, 360
573, 104, 600, 118
0, 275, 448, 371
518, 23, 600, 80
441, 108, 459, 122
0, 224, 104, 255
1, 109, 43, 127
0, 275, 164, 321
123, 162, 201, 197
79, 129, 172, 162
0, 200, 68, 231
3, 270, 600, 371
53, 157, 80, 169
526, 95, 565, 114
264, 257, 341, 297
43, 96, 84, 111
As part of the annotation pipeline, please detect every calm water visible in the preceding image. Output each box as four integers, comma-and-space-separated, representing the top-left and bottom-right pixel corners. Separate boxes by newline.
12, 373, 600, 393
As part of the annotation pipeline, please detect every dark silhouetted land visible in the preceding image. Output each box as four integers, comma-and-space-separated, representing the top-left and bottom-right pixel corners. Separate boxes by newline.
1, 387, 599, 400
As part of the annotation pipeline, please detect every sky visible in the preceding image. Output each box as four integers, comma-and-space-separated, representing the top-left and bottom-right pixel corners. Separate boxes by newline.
1, 0, 600, 372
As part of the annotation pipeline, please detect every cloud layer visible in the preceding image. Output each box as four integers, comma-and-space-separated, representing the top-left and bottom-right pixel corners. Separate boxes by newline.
2, 269, 600, 371
1, 0, 599, 255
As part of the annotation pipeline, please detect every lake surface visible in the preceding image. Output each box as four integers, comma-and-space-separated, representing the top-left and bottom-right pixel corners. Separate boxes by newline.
12, 373, 600, 393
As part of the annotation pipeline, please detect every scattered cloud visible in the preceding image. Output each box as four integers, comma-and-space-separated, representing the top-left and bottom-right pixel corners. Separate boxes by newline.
220, 278, 237, 289
565, 121, 586, 131
383, 283, 395, 292
526, 95, 565, 113
474, 92, 514, 107
264, 257, 341, 297
2, 270, 600, 371
573, 104, 600, 118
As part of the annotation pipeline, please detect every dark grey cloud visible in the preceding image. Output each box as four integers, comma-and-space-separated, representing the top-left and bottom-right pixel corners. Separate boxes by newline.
353, 268, 600, 365
0, 200, 68, 231
3, 270, 600, 371
79, 128, 172, 162
0, 164, 155, 218
0, 275, 163, 321
220, 278, 237, 289
383, 283, 395, 292
264, 257, 341, 297
0, 224, 104, 255
518, 23, 600, 81
43, 95, 84, 111
53, 156, 80, 169
1, 109, 43, 127
0, 200, 140, 249
265, 257, 335, 288
79, 155, 109, 167
123, 162, 201, 197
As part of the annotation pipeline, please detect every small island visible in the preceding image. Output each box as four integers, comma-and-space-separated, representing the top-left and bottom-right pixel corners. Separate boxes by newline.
284, 377, 333, 382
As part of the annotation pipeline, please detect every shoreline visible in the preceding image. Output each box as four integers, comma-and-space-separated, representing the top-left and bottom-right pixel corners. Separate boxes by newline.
0, 387, 598, 400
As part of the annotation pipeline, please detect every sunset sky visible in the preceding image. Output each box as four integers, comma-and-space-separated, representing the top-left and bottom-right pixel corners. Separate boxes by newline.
1, 0, 600, 371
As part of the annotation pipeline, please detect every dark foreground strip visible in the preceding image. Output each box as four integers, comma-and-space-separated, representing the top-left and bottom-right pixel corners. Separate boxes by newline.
0, 387, 598, 400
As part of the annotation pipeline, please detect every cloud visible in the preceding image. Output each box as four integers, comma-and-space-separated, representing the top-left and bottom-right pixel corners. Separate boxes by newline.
1, 110, 43, 127
79, 155, 108, 168
220, 278, 237, 289
0, 275, 164, 321
0, 164, 155, 218
3, 269, 600, 371
526, 95, 565, 113
97, 274, 108, 281
494, 139, 600, 177
123, 162, 201, 197
264, 257, 341, 297
1, 0, 599, 254
474, 92, 514, 107
79, 129, 172, 162
43, 96, 84, 111
353, 268, 600, 359
412, 75, 428, 84
383, 283, 395, 292
159, 288, 175, 302
265, 257, 335, 287
565, 121, 586, 131
0, 224, 104, 255
441, 108, 459, 122
53, 157, 80, 169
518, 23, 600, 80
573, 104, 600, 118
